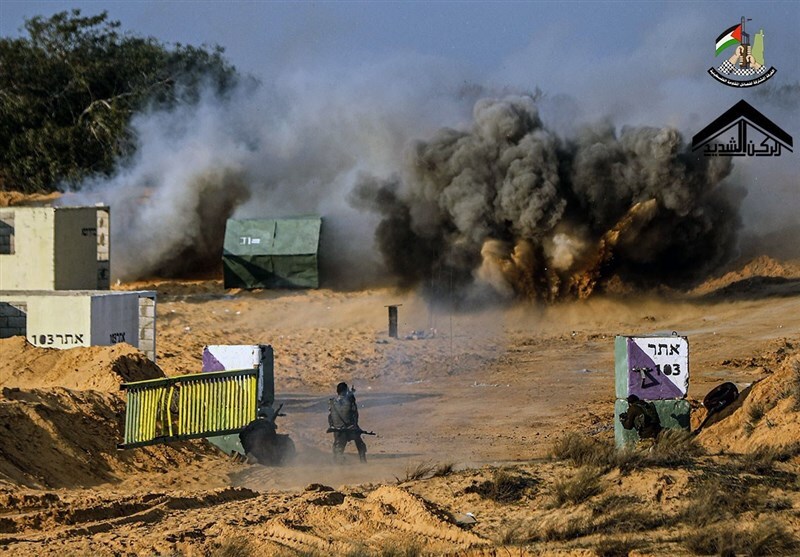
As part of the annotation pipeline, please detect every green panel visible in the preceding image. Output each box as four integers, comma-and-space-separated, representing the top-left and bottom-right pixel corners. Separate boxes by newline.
615, 336, 629, 399
223, 217, 321, 256
207, 434, 245, 457
223, 217, 320, 289
271, 254, 318, 288
614, 398, 691, 448
223, 254, 318, 289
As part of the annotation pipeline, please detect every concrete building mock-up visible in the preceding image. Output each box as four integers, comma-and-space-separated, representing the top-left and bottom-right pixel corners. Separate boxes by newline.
0, 206, 110, 291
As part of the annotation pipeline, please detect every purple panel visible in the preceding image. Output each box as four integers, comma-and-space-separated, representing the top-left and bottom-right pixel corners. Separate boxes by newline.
627, 339, 683, 400
202, 349, 226, 372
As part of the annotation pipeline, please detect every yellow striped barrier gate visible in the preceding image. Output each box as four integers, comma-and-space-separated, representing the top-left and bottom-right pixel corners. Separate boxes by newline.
119, 368, 258, 448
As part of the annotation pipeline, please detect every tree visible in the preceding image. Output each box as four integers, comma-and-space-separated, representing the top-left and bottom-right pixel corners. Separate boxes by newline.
0, 10, 240, 193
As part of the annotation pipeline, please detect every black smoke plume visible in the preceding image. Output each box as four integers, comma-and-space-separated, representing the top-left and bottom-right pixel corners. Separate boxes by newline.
352, 95, 741, 302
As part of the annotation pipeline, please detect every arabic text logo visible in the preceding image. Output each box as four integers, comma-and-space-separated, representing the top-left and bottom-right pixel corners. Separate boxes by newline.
691, 100, 792, 157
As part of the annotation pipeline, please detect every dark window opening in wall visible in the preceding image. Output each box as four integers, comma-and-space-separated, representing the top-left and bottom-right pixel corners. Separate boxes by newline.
0, 213, 14, 255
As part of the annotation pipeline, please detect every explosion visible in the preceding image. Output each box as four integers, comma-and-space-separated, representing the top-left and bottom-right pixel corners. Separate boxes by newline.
352, 95, 741, 302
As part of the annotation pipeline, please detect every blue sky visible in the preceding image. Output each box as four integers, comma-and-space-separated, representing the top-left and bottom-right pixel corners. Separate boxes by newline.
2, 2, 798, 84
3, 1, 799, 236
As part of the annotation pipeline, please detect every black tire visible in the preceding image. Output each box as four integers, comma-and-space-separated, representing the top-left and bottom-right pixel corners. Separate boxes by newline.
276, 435, 296, 465
703, 382, 739, 413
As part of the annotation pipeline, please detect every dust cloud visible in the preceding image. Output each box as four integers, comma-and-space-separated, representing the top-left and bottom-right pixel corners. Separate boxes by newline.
60, 69, 798, 302
353, 95, 742, 302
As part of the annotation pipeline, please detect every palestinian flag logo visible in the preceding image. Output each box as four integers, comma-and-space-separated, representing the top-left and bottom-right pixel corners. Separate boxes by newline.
715, 23, 742, 56
708, 16, 776, 87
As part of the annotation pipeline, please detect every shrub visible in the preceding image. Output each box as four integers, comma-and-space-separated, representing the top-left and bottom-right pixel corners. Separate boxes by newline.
593, 536, 641, 557
463, 469, 537, 503
645, 429, 704, 467
395, 461, 436, 484
684, 520, 798, 556
551, 467, 603, 508
431, 462, 455, 477
551, 433, 617, 469
736, 443, 800, 475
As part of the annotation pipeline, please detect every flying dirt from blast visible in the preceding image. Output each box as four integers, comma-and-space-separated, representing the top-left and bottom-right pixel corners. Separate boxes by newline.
352, 95, 742, 302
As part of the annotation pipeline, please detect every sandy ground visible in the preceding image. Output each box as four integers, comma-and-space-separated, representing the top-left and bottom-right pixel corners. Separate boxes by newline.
3, 257, 800, 555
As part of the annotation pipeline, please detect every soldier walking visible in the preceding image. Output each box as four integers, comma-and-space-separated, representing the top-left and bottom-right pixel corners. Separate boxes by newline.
328, 382, 368, 463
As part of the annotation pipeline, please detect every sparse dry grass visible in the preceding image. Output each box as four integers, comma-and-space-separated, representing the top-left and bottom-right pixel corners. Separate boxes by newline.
551, 430, 702, 473
550, 466, 603, 508
590, 494, 641, 516
537, 516, 595, 542
463, 468, 537, 503
551, 432, 617, 469
431, 462, 455, 477
683, 520, 798, 556
378, 542, 422, 557
744, 402, 766, 436
790, 360, 800, 412
736, 443, 800, 475
593, 536, 642, 557
593, 506, 670, 535
680, 475, 776, 526
395, 461, 456, 483
644, 429, 704, 467
496, 519, 536, 546
210, 537, 255, 557
395, 461, 437, 484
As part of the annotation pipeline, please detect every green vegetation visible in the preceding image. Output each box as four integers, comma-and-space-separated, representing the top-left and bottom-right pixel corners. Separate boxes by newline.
0, 10, 240, 193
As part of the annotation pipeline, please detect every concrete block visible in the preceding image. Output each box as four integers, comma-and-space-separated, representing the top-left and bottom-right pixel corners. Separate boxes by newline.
8, 316, 26, 328
615, 335, 689, 400
1, 328, 21, 338
0, 317, 7, 327
139, 316, 155, 328
614, 398, 691, 448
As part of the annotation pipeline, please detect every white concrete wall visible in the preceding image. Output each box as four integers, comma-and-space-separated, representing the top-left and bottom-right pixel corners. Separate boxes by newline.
0, 208, 56, 290
0, 292, 155, 360
0, 206, 110, 291
26, 296, 92, 348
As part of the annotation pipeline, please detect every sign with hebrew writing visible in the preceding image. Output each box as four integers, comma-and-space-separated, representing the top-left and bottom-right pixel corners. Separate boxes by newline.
614, 336, 689, 400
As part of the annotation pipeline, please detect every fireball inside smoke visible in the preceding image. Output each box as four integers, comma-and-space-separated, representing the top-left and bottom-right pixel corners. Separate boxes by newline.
353, 95, 741, 302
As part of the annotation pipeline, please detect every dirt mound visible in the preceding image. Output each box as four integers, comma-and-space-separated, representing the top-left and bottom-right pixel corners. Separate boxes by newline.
698, 354, 800, 453
0, 337, 164, 391
0, 386, 219, 489
0, 339, 222, 490
692, 255, 800, 297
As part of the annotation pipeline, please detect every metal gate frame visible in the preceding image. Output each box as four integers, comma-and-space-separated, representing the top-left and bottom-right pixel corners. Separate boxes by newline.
119, 368, 257, 449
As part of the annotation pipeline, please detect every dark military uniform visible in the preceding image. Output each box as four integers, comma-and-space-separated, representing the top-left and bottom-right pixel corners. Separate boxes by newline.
328, 391, 367, 463
620, 397, 662, 439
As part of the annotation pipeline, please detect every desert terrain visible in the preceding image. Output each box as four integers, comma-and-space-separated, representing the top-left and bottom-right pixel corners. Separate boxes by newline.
3, 256, 800, 555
